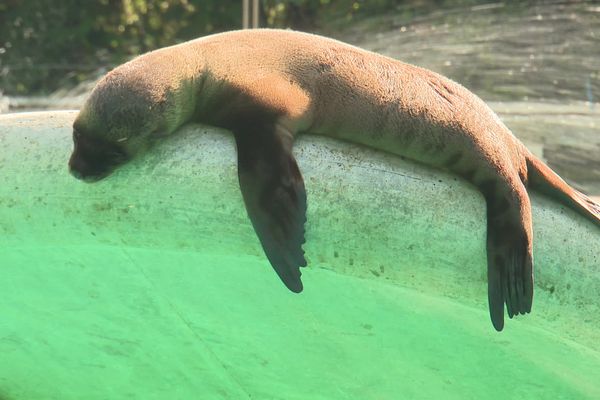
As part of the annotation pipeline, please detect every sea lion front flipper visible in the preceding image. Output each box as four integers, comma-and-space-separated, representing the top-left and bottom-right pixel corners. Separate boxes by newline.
486, 186, 534, 331
233, 123, 307, 293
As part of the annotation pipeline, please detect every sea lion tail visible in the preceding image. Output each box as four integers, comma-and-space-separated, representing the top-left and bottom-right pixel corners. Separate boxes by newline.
526, 151, 600, 227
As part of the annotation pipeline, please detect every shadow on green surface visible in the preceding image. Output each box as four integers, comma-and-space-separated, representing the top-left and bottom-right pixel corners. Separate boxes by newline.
0, 390, 14, 400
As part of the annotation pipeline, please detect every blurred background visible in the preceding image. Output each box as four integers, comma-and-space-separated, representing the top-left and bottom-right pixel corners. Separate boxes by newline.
0, 0, 598, 194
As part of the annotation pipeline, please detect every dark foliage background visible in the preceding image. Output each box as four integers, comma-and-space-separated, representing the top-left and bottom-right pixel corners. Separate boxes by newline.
0, 0, 488, 95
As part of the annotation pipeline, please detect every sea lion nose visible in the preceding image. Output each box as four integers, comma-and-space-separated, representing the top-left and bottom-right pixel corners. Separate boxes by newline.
69, 167, 83, 180
68, 153, 109, 183
68, 153, 97, 181
68, 154, 87, 180
69, 164, 103, 182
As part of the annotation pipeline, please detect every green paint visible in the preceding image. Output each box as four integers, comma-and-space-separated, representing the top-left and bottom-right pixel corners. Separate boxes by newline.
1, 112, 599, 399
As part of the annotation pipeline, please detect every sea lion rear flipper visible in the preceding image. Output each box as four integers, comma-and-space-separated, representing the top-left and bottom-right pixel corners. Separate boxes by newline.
233, 123, 307, 292
486, 187, 534, 331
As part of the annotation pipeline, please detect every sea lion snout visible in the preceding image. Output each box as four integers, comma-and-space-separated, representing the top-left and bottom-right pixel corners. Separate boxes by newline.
69, 129, 129, 182
68, 156, 108, 182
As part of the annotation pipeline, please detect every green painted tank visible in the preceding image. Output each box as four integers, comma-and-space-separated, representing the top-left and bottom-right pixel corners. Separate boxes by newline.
1, 111, 599, 399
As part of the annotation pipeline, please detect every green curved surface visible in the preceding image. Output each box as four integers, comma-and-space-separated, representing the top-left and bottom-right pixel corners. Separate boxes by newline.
0, 111, 599, 400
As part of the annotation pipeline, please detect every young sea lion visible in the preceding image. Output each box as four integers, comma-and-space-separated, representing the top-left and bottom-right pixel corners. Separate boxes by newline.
68, 29, 600, 331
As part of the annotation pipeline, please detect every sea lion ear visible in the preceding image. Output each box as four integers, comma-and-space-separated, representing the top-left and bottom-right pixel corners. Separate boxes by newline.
233, 123, 308, 293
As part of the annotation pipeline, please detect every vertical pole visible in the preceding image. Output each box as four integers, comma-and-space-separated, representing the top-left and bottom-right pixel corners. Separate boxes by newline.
243, 0, 249, 29
252, 0, 260, 28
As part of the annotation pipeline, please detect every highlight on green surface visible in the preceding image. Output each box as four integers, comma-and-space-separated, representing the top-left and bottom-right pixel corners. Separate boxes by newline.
1, 111, 599, 399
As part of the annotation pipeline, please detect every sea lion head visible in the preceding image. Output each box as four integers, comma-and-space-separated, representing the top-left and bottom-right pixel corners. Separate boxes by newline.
69, 70, 170, 182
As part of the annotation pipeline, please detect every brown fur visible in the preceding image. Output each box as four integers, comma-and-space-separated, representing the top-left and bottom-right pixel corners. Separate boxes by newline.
70, 29, 600, 331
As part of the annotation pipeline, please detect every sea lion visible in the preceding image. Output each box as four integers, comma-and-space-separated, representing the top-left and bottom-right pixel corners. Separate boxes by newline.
68, 29, 600, 331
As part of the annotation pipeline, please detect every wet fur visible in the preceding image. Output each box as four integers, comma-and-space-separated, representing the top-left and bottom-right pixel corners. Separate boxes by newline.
69, 29, 600, 331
